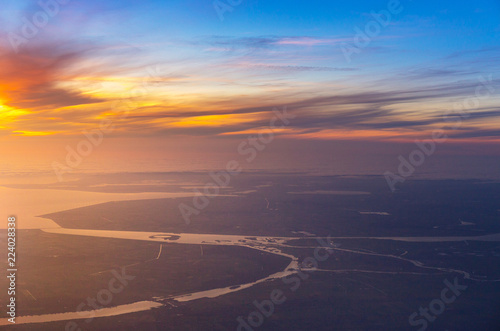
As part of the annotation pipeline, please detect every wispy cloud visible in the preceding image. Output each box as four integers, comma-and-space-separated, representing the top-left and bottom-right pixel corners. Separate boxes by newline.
0, 43, 104, 111
199, 35, 350, 50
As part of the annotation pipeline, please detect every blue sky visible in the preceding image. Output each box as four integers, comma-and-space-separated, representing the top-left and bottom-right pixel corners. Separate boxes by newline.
0, 0, 499, 170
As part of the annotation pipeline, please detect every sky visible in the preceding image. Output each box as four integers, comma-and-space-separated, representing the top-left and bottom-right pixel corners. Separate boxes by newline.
0, 0, 499, 176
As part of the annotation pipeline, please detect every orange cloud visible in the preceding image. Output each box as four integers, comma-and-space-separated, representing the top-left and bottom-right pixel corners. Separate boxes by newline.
0, 44, 102, 112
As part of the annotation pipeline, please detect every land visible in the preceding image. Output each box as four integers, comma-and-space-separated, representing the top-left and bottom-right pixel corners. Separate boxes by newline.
2, 173, 500, 330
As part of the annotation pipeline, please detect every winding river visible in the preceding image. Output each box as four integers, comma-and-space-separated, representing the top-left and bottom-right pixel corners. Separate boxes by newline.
2, 227, 500, 326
